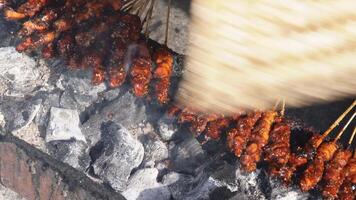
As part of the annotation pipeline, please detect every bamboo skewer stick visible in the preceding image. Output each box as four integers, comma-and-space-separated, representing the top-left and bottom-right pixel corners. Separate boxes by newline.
322, 101, 355, 139
334, 112, 356, 142
164, 0, 171, 46
347, 127, 356, 150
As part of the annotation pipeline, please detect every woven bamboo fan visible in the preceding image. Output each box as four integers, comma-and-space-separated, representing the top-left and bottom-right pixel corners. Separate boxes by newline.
177, 0, 356, 114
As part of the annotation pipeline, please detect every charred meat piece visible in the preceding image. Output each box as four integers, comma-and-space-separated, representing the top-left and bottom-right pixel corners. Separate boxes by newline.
264, 117, 291, 168
108, 40, 128, 88
322, 149, 352, 199
130, 57, 152, 96
205, 117, 230, 140
227, 112, 262, 157
56, 34, 74, 57
16, 31, 55, 52
41, 42, 54, 59
4, 0, 49, 20
191, 114, 219, 135
300, 141, 338, 191
18, 8, 59, 36
304, 133, 324, 158
177, 108, 217, 135
241, 111, 277, 172
3, 7, 27, 20
108, 65, 126, 88
166, 105, 181, 118
80, 52, 105, 84
178, 108, 197, 124
75, 1, 106, 24
275, 154, 308, 184
153, 48, 174, 104
338, 157, 356, 200
17, 0, 49, 18
108, 14, 142, 88
130, 44, 152, 97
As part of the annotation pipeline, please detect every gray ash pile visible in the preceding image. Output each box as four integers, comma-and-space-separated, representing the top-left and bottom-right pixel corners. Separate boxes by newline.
0, 1, 355, 200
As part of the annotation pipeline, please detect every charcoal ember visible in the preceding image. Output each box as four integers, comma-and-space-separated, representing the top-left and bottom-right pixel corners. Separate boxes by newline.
162, 172, 217, 200
0, 112, 5, 132
210, 163, 268, 199
157, 115, 178, 141
169, 135, 206, 174
0, 47, 49, 97
269, 178, 310, 200
56, 69, 106, 111
0, 16, 17, 47
0, 96, 45, 150
92, 122, 144, 191
82, 90, 147, 146
0, 96, 41, 133
101, 87, 122, 102
140, 133, 169, 168
33, 90, 61, 130
47, 139, 90, 171
122, 168, 171, 200
46, 107, 85, 142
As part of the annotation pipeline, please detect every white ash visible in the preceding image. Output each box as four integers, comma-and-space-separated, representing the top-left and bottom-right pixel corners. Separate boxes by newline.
56, 70, 106, 112
0, 47, 49, 97
81, 90, 148, 146
162, 171, 218, 200
47, 140, 90, 171
140, 133, 169, 168
169, 135, 206, 174
0, 112, 6, 130
46, 107, 85, 142
157, 116, 178, 141
0, 97, 41, 132
269, 178, 310, 200
122, 168, 171, 200
11, 100, 41, 134
92, 122, 144, 191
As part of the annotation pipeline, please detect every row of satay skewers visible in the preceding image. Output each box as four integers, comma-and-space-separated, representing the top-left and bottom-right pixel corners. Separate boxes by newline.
168, 101, 356, 199
1, 0, 174, 105
1, 1, 355, 199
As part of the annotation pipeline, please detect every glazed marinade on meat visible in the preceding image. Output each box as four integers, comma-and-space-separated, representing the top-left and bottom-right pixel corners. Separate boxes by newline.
2, 1, 356, 199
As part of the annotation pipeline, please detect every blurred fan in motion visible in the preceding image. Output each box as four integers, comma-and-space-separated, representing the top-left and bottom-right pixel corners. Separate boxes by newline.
177, 0, 356, 113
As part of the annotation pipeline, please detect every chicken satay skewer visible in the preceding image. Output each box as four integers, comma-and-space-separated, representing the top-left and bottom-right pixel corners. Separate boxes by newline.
15, 0, 89, 52
226, 111, 262, 156
152, 2, 175, 105
348, 127, 356, 148
322, 124, 356, 199
276, 103, 355, 184
240, 109, 278, 172
300, 111, 355, 191
263, 100, 292, 172
18, 7, 60, 37
3, 0, 50, 20
3, 7, 26, 20
305, 100, 355, 157
337, 128, 356, 200
317, 101, 355, 146
239, 99, 282, 172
